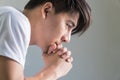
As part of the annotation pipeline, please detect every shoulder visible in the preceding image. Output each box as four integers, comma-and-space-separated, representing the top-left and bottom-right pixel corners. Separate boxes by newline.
0, 6, 22, 15
0, 6, 29, 25
0, 6, 31, 37
0, 6, 21, 17
0, 7, 30, 68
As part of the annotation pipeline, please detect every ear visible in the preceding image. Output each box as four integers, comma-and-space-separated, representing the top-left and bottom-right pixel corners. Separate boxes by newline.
41, 2, 55, 19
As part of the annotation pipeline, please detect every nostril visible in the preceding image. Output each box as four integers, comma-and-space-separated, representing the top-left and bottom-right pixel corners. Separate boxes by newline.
61, 34, 71, 43
63, 39, 69, 43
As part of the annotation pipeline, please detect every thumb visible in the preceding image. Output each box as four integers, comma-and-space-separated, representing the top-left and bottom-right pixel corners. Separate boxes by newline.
48, 44, 57, 54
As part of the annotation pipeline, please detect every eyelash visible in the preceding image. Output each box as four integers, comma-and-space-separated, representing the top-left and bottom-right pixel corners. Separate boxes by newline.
66, 23, 73, 29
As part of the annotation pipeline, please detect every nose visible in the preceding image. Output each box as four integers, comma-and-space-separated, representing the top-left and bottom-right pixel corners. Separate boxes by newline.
61, 33, 71, 43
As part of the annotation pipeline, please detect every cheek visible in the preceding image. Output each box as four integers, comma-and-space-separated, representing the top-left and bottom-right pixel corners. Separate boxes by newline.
43, 17, 67, 41
45, 27, 64, 44
47, 24, 64, 38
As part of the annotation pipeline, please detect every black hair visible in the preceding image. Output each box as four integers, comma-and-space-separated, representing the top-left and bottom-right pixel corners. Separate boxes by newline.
24, 0, 91, 35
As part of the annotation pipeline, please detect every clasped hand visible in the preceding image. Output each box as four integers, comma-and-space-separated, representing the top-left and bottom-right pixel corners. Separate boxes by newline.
42, 44, 73, 78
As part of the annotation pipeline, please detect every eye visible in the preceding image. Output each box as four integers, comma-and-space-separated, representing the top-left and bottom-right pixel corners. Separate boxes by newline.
66, 23, 73, 29
66, 20, 76, 30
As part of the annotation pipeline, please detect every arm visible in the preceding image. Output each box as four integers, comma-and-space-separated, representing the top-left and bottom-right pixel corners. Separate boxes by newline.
0, 45, 73, 80
0, 47, 72, 80
0, 56, 57, 80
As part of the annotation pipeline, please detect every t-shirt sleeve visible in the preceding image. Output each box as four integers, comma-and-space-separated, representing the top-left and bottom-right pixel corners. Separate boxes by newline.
0, 11, 30, 68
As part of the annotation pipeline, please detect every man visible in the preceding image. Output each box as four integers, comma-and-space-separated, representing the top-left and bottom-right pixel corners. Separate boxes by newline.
0, 0, 91, 80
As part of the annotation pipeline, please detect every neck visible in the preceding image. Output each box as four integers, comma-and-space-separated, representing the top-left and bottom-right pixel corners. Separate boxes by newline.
23, 9, 36, 45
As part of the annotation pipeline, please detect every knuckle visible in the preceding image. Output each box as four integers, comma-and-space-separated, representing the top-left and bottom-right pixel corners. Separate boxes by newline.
67, 51, 71, 55
63, 47, 67, 51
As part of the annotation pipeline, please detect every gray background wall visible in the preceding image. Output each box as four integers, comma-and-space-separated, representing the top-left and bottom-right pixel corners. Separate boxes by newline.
0, 0, 120, 80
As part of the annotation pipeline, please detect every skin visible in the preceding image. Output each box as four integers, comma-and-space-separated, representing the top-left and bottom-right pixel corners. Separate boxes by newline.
28, 2, 79, 52
0, 2, 79, 80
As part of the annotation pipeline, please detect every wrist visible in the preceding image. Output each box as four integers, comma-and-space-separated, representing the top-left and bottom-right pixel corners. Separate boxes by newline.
36, 65, 58, 80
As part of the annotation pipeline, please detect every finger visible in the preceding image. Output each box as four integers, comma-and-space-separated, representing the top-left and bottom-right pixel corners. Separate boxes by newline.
58, 47, 67, 55
47, 44, 57, 54
66, 57, 73, 62
61, 51, 71, 60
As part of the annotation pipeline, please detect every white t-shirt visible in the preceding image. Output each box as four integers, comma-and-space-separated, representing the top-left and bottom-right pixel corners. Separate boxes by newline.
0, 6, 31, 68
